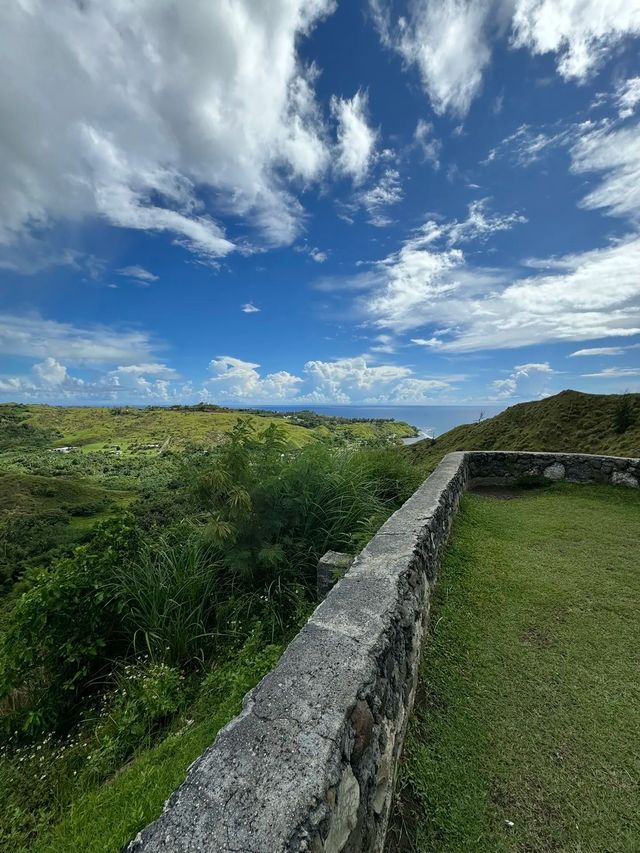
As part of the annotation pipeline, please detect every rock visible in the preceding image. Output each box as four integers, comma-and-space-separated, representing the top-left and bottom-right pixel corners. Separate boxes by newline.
324, 767, 360, 853
544, 462, 565, 481
612, 471, 639, 488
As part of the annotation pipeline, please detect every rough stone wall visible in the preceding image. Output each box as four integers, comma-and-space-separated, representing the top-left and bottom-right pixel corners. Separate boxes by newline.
128, 451, 638, 853
466, 450, 640, 489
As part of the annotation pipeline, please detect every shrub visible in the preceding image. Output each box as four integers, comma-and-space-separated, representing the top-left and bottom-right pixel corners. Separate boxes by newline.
190, 421, 423, 590
0, 516, 141, 735
87, 661, 188, 777
613, 394, 635, 435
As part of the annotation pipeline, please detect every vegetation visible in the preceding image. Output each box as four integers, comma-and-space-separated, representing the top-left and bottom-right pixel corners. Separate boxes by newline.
0, 405, 423, 852
613, 393, 635, 435
391, 483, 640, 852
409, 390, 640, 469
4, 402, 416, 455
2, 394, 637, 851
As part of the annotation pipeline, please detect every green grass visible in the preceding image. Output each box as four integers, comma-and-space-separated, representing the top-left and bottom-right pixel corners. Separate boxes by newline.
410, 390, 640, 470
392, 483, 640, 853
0, 472, 131, 519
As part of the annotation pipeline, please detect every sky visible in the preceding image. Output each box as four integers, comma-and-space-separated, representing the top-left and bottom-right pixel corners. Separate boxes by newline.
1, 0, 640, 407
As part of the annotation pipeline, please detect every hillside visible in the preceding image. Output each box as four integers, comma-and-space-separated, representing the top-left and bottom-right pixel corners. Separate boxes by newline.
1, 403, 416, 454
409, 390, 640, 469
0, 403, 416, 594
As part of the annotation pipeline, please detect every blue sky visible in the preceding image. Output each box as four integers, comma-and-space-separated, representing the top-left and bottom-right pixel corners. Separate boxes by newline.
1, 0, 639, 406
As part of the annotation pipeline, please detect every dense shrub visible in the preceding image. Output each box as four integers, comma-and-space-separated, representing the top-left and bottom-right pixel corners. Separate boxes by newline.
191, 421, 423, 589
613, 394, 635, 435
0, 516, 141, 735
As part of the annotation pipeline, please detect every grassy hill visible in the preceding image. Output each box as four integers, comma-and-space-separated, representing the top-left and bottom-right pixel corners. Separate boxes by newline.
1, 404, 416, 454
410, 390, 640, 469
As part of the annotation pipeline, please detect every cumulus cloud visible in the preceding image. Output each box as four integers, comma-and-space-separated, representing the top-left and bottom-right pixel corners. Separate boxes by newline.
241, 303, 261, 314
331, 91, 378, 183
202, 354, 454, 404
0, 0, 336, 258
206, 356, 302, 402
0, 346, 458, 405
372, 0, 640, 115
0, 358, 186, 403
1, 357, 84, 399
33, 357, 75, 387
491, 361, 554, 399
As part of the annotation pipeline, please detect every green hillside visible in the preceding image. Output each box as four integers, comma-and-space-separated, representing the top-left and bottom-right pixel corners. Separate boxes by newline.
3, 403, 415, 454
410, 390, 640, 469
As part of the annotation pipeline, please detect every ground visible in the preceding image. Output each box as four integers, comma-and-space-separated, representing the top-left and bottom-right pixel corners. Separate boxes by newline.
391, 482, 640, 853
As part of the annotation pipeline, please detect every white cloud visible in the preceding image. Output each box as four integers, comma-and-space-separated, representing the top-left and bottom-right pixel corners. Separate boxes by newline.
411, 337, 445, 349
0, 313, 157, 363
581, 367, 640, 378
206, 356, 302, 401
511, 0, 640, 82
372, 0, 640, 116
513, 361, 554, 376
0, 0, 336, 258
414, 119, 442, 168
617, 77, 640, 118
118, 265, 159, 283
355, 225, 640, 349
331, 91, 378, 183
372, 0, 495, 117
0, 347, 458, 406
571, 121, 640, 224
358, 168, 404, 226
483, 122, 577, 167
113, 363, 179, 378
33, 357, 74, 386
241, 303, 261, 314
370, 333, 396, 354
203, 353, 455, 404
570, 346, 625, 357
309, 248, 328, 263
490, 360, 554, 399
1, 357, 84, 399
0, 358, 187, 403
438, 199, 527, 245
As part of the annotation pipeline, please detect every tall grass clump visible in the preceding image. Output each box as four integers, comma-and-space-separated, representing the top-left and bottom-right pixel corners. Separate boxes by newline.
109, 534, 224, 667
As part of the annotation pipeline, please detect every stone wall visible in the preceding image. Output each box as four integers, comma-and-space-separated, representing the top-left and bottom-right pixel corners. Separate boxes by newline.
128, 451, 638, 853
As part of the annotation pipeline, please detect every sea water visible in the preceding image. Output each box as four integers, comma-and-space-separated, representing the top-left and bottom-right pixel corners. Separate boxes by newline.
245, 404, 506, 440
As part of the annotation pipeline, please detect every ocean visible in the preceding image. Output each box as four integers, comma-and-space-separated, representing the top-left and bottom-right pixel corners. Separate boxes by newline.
241, 404, 506, 440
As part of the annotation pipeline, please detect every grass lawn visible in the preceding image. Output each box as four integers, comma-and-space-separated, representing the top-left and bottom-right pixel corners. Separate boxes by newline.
390, 483, 640, 853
